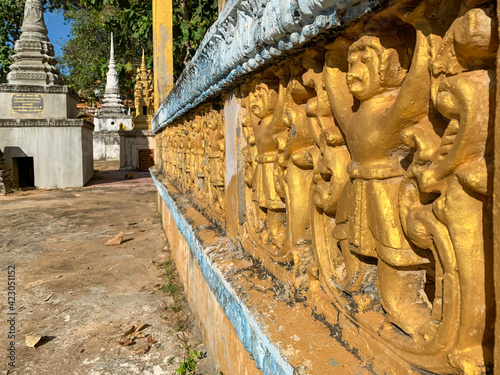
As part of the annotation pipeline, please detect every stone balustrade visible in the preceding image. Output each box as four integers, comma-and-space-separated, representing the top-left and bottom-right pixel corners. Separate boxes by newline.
152, 0, 498, 373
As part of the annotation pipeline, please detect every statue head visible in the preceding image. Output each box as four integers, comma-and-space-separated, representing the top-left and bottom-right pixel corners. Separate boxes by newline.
346, 36, 407, 101
250, 82, 278, 119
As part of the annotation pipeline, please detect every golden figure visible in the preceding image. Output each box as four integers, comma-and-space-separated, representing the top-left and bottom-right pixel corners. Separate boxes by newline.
274, 61, 316, 263
206, 110, 226, 217
248, 78, 287, 252
324, 29, 433, 335
398, 7, 496, 373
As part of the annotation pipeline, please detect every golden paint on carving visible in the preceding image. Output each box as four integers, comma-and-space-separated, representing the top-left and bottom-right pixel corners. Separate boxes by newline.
133, 50, 154, 130
156, 104, 226, 229
154, 1, 496, 373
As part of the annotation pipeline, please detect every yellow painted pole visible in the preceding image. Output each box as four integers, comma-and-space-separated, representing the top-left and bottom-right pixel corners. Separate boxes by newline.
152, 0, 174, 112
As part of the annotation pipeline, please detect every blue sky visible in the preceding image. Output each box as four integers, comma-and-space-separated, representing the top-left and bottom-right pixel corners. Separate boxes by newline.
44, 10, 72, 58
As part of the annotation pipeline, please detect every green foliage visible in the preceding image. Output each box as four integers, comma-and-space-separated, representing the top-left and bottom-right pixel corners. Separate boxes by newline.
0, 0, 24, 83
175, 350, 207, 375
172, 0, 218, 79
59, 1, 152, 102
0, 0, 217, 96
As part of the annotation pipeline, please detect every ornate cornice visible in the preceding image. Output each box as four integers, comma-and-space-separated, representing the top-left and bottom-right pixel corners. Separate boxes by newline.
0, 84, 79, 99
152, 0, 389, 132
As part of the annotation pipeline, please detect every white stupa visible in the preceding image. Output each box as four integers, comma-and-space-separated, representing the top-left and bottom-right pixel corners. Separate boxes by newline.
94, 33, 132, 132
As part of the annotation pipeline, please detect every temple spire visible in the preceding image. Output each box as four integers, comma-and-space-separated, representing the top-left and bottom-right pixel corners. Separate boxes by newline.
7, 0, 62, 86
97, 33, 126, 116
141, 49, 146, 71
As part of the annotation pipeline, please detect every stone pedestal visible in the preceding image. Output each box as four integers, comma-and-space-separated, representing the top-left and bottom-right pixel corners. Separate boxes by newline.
0, 0, 93, 190
0, 85, 78, 119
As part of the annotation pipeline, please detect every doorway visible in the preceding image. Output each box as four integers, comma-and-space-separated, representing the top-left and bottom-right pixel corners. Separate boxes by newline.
12, 157, 35, 188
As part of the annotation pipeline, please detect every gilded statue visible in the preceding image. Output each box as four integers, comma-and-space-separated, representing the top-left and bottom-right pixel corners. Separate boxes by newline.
206, 110, 226, 216
248, 78, 287, 253
324, 28, 433, 336
274, 61, 316, 264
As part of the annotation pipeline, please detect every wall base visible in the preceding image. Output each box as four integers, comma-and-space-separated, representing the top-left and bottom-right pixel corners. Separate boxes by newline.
152, 169, 378, 375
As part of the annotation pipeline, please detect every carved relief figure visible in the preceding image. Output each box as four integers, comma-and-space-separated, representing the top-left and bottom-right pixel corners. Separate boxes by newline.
302, 48, 357, 290
324, 29, 433, 336
191, 115, 207, 200
206, 110, 226, 216
398, 7, 496, 373
248, 79, 287, 254
273, 61, 316, 263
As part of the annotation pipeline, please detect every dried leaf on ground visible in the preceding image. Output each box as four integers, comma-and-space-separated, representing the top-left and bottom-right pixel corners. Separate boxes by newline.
147, 335, 156, 344
135, 323, 148, 332
133, 344, 151, 354
118, 338, 134, 346
123, 325, 137, 337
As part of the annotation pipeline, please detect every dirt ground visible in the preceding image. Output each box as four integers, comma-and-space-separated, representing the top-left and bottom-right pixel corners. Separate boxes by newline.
0, 161, 217, 375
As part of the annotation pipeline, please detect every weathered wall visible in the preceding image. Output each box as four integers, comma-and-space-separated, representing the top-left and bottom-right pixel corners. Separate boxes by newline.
153, 0, 499, 373
81, 125, 94, 184
93, 131, 120, 161
119, 130, 155, 170
0, 120, 93, 188
154, 177, 379, 374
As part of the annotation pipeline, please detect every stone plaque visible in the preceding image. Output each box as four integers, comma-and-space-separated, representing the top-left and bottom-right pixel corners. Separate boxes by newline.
11, 93, 44, 114
138, 149, 154, 170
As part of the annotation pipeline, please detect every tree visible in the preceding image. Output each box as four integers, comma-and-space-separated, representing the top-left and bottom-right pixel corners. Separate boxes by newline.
172, 0, 218, 79
0, 0, 218, 96
0, 0, 24, 83
59, 3, 153, 102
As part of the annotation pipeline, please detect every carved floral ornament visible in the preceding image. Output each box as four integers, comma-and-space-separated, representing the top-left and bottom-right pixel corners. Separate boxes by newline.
155, 0, 496, 373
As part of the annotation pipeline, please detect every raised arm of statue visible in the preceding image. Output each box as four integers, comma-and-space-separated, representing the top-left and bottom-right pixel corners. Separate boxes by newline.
388, 30, 431, 125
323, 39, 354, 130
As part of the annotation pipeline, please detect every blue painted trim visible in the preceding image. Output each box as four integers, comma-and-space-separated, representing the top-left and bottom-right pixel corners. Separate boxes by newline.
151, 171, 294, 375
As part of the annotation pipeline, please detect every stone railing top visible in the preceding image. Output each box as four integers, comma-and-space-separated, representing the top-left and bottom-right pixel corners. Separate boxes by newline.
152, 0, 388, 132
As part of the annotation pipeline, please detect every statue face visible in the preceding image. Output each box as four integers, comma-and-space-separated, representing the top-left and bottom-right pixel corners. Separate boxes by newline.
346, 43, 383, 101
250, 83, 276, 119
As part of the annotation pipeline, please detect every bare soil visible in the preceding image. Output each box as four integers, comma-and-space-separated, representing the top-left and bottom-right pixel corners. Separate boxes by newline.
0, 161, 217, 374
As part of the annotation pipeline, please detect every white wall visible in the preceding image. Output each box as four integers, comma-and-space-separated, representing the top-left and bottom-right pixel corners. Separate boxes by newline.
0, 125, 93, 188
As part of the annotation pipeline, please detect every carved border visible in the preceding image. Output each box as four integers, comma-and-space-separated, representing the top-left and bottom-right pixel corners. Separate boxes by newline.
0, 119, 93, 129
152, 0, 392, 132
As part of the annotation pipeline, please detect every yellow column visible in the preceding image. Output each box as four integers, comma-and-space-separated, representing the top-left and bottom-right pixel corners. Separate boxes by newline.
218, 0, 226, 13
152, 0, 174, 111
495, 3, 500, 373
